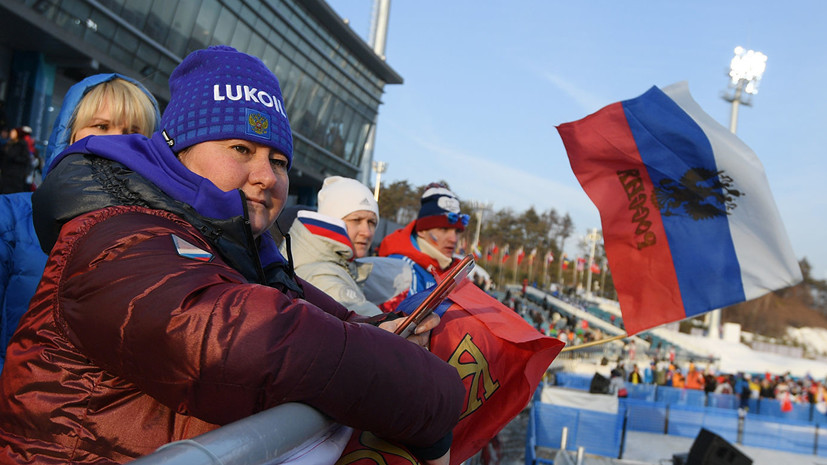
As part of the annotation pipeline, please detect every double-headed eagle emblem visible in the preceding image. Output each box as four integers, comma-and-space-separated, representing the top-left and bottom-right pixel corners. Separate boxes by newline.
653, 168, 744, 220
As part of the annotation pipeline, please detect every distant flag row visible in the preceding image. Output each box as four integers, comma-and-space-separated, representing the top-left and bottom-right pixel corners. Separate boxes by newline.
556, 256, 601, 275
479, 244, 605, 273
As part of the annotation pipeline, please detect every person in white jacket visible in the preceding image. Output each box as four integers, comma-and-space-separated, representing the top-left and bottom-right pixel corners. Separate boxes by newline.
284, 176, 409, 316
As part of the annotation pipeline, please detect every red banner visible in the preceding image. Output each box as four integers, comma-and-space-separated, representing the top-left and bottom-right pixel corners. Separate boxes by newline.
434, 282, 563, 464
337, 281, 563, 465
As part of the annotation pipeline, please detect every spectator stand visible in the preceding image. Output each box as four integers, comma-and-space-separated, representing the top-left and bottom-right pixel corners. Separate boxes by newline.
540, 290, 711, 366
506, 285, 646, 356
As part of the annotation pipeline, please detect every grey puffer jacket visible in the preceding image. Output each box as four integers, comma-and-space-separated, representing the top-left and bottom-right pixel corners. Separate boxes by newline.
285, 214, 383, 316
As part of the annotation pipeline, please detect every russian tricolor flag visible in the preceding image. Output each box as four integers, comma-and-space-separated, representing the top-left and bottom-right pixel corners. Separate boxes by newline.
558, 82, 802, 335
297, 210, 355, 258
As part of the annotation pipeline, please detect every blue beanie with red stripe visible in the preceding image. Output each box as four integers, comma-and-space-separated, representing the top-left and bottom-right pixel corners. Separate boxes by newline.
415, 183, 466, 232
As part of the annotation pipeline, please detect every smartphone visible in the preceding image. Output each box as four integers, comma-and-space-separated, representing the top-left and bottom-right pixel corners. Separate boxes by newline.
394, 255, 475, 337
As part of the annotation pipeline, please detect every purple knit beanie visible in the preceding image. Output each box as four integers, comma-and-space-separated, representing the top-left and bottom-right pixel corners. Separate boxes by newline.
160, 45, 293, 169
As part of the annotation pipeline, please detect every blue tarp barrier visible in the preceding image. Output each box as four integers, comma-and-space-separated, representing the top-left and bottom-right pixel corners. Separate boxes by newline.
554, 372, 593, 391
528, 402, 625, 460
656, 386, 706, 407
666, 404, 738, 443
625, 383, 657, 401
707, 393, 738, 410
742, 416, 817, 455
752, 398, 812, 423
621, 398, 667, 433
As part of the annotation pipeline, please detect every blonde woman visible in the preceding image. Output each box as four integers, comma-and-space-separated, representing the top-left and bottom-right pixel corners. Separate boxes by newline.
0, 74, 159, 372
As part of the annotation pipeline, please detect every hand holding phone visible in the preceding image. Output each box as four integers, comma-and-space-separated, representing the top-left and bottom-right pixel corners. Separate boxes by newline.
394, 255, 475, 337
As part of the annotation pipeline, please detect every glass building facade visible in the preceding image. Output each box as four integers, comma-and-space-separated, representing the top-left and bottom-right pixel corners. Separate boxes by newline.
0, 0, 401, 205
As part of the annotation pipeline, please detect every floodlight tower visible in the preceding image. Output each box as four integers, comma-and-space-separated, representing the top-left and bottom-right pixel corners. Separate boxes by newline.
359, 0, 392, 184
585, 228, 602, 295
372, 160, 388, 201
469, 200, 493, 252
722, 46, 767, 134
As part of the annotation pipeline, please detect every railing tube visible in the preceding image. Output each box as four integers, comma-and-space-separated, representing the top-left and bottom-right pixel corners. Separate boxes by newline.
129, 403, 333, 465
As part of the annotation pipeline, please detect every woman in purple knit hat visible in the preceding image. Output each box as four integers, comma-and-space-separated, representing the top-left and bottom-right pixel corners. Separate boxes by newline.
0, 46, 462, 465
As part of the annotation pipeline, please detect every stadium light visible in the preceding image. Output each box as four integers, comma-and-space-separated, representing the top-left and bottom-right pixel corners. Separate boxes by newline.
372, 160, 388, 201
722, 46, 767, 134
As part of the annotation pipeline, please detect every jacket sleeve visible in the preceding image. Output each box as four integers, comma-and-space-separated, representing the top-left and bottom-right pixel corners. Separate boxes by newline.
54, 208, 464, 449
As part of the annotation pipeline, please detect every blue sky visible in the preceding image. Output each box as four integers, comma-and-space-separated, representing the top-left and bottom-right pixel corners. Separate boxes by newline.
327, 1, 827, 280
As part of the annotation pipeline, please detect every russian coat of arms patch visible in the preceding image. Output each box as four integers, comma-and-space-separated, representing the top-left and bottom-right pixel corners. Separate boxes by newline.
246, 108, 270, 138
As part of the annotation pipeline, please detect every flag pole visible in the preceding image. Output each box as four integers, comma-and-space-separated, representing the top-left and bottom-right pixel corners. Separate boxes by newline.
560, 333, 628, 352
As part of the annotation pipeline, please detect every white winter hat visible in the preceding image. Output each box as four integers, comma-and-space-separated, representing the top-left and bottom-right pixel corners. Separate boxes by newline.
317, 176, 379, 221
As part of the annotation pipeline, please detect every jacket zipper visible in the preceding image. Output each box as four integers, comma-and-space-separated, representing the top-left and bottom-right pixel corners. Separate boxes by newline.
237, 189, 268, 284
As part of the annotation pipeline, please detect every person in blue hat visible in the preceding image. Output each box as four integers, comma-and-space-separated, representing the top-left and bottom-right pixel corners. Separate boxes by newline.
0, 46, 461, 465
378, 183, 470, 300
0, 73, 159, 372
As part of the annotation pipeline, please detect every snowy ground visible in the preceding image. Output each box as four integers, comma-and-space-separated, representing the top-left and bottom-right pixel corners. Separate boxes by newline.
649, 328, 827, 379
789, 327, 827, 356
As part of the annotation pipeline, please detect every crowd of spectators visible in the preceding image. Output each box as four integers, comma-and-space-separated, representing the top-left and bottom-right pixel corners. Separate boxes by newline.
610, 356, 827, 413
501, 289, 604, 346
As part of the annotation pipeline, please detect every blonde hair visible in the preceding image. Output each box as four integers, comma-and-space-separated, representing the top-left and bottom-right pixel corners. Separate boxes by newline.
70, 78, 156, 143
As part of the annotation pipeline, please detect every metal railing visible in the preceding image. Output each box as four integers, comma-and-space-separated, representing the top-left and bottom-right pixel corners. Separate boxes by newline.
129, 403, 333, 465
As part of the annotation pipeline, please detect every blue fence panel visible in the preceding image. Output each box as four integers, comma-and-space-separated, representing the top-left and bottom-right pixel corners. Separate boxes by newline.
707, 393, 738, 410
815, 410, 827, 428
576, 407, 625, 458
554, 372, 593, 391
818, 424, 827, 458
656, 386, 706, 407
655, 386, 681, 404
685, 389, 707, 407
533, 403, 577, 451
626, 383, 657, 401
754, 398, 812, 423
529, 383, 827, 460
667, 404, 739, 442
700, 407, 739, 444
742, 416, 817, 455
530, 402, 623, 459
667, 404, 707, 438
747, 396, 759, 413
621, 398, 667, 433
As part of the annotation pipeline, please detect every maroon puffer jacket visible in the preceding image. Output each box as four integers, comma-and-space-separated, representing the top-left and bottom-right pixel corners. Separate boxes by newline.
0, 205, 464, 463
